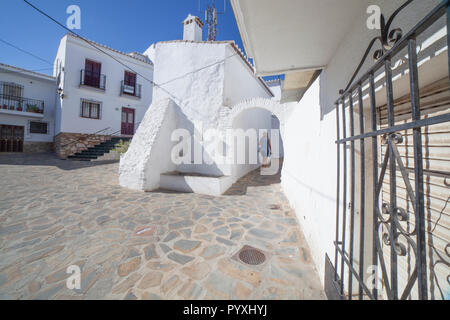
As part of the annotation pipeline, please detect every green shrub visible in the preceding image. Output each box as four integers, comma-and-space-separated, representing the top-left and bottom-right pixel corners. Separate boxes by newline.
113, 140, 131, 155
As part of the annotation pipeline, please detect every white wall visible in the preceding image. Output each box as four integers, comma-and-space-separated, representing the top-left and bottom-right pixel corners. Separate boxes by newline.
223, 45, 273, 107
280, 0, 443, 285
281, 79, 337, 286
231, 107, 272, 181
0, 68, 56, 143
57, 34, 154, 136
119, 99, 178, 191
152, 41, 227, 130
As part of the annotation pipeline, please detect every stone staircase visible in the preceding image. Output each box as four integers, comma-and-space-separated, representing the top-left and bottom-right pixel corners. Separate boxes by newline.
68, 137, 131, 162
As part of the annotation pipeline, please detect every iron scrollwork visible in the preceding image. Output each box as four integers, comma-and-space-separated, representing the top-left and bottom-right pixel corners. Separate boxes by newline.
339, 0, 414, 95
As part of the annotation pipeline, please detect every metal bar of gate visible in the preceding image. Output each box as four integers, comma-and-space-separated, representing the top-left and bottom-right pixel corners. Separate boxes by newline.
358, 84, 366, 300
335, 102, 341, 284
385, 58, 398, 300
335, 1, 448, 103
329, 0, 450, 301
447, 2, 450, 78
369, 73, 379, 300
408, 38, 428, 300
340, 101, 348, 296
336, 113, 450, 143
348, 94, 356, 300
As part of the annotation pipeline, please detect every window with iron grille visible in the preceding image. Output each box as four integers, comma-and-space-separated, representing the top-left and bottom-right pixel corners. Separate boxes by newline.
80, 100, 101, 120
29, 121, 48, 134
1, 82, 23, 99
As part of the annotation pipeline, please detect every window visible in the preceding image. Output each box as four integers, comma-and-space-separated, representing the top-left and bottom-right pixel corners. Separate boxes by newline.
1, 82, 23, 99
84, 59, 102, 88
29, 121, 48, 134
124, 71, 137, 87
123, 71, 137, 95
80, 100, 101, 119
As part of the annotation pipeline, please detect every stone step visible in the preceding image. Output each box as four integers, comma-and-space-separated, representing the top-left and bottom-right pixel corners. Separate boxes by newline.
160, 172, 234, 196
68, 137, 131, 162
68, 154, 98, 160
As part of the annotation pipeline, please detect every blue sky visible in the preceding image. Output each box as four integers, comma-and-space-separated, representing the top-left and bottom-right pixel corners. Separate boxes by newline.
0, 0, 244, 75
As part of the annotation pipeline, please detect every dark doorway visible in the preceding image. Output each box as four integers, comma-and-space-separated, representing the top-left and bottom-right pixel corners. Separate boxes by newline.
0, 125, 24, 152
121, 107, 135, 136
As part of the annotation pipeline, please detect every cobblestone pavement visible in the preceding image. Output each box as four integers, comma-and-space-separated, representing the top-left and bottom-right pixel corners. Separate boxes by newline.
0, 153, 325, 300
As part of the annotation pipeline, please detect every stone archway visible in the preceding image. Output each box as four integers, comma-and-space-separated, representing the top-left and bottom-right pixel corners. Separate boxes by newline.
218, 98, 286, 132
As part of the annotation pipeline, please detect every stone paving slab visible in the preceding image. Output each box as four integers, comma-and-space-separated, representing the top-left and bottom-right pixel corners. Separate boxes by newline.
0, 153, 325, 300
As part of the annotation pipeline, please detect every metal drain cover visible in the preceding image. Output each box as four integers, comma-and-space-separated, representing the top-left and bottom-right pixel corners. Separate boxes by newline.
232, 245, 269, 266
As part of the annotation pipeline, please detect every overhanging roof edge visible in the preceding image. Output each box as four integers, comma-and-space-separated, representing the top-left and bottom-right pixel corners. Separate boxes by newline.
230, 0, 254, 59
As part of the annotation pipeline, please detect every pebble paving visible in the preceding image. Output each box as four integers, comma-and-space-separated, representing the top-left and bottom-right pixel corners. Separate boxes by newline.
0, 153, 325, 300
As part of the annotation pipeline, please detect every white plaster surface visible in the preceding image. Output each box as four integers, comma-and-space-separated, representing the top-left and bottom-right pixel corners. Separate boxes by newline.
119, 99, 178, 191
160, 172, 234, 196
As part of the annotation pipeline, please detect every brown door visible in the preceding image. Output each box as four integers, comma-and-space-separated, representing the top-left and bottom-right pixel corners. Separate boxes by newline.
121, 108, 135, 136
84, 59, 101, 88
0, 125, 24, 152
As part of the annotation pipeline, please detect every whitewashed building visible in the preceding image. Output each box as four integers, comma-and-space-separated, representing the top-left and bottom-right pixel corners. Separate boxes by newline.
0, 63, 56, 153
231, 0, 450, 300
119, 14, 276, 195
53, 33, 154, 158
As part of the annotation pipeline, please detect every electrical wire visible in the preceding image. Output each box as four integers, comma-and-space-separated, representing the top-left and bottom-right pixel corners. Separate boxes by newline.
0, 37, 54, 66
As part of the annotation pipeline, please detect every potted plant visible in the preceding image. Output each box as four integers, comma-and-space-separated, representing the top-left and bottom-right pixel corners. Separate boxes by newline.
17, 102, 23, 112
9, 105, 14, 110
2, 104, 7, 110
26, 104, 38, 113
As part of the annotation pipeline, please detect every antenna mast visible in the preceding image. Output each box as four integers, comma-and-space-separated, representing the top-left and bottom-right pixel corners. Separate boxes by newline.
199, 0, 226, 41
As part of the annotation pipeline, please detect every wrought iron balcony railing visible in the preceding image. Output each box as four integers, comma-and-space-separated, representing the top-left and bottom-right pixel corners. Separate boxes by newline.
80, 69, 106, 90
120, 81, 142, 98
0, 94, 44, 114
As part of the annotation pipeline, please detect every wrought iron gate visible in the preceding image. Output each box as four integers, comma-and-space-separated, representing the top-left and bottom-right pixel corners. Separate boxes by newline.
327, 1, 450, 300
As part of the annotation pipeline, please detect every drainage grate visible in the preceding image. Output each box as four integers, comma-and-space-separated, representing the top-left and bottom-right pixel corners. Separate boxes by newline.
233, 245, 268, 266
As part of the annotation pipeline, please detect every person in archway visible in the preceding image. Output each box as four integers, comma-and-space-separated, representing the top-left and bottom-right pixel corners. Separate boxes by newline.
259, 132, 272, 168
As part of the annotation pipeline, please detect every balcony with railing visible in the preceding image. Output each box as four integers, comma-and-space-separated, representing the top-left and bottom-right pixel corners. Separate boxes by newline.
0, 94, 44, 117
120, 81, 142, 98
80, 69, 106, 90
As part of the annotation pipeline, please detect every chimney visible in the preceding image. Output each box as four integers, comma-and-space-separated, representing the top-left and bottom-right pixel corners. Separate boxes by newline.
182, 14, 203, 41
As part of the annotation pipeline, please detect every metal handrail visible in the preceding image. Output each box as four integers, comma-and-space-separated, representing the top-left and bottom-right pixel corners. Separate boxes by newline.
120, 81, 142, 98
60, 120, 142, 150
0, 94, 44, 114
109, 121, 142, 137
80, 69, 106, 90
60, 127, 110, 149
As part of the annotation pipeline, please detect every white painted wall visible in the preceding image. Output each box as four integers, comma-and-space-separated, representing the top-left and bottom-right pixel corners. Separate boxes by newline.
0, 66, 56, 143
266, 80, 282, 102
280, 0, 444, 286
119, 99, 178, 191
56, 34, 154, 136
121, 40, 275, 191
231, 107, 272, 181
152, 41, 272, 178
281, 79, 337, 286
223, 45, 273, 107
152, 41, 226, 130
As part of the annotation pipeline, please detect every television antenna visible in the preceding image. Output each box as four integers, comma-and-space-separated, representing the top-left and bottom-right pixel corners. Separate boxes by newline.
198, 0, 226, 41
